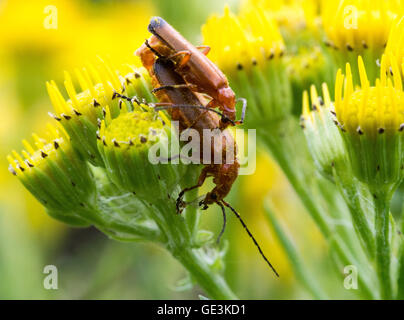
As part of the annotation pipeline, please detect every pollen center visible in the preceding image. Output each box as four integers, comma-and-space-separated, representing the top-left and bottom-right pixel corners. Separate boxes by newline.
104, 111, 165, 147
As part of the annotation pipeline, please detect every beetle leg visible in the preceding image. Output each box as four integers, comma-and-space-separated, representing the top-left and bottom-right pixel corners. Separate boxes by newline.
112, 92, 141, 106
203, 99, 237, 129
152, 83, 196, 93
176, 166, 211, 213
196, 45, 211, 56
168, 50, 192, 68
204, 99, 217, 109
234, 97, 247, 125
216, 201, 227, 244
152, 103, 236, 128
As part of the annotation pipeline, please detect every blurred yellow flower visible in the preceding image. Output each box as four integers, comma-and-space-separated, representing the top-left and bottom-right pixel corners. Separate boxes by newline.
0, 0, 154, 238
385, 16, 404, 77
202, 5, 285, 73
321, 0, 402, 52
0, 0, 153, 71
241, 0, 320, 36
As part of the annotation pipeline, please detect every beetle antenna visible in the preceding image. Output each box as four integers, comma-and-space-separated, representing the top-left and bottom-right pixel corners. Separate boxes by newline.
216, 201, 227, 245
145, 39, 164, 59
153, 104, 236, 126
221, 200, 279, 277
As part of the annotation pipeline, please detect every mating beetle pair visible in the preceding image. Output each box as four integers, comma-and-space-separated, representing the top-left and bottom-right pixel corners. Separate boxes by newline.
132, 17, 278, 276
136, 16, 245, 209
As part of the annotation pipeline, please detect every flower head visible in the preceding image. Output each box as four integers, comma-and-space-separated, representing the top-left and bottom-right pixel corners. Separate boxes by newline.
202, 5, 285, 74
241, 0, 320, 39
322, 0, 400, 52
322, 0, 403, 83
202, 6, 291, 124
301, 83, 348, 180
97, 106, 185, 203
7, 123, 95, 225
335, 55, 404, 135
334, 55, 404, 188
46, 58, 154, 166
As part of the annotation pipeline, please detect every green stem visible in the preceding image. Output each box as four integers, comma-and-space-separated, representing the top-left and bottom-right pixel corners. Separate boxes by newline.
152, 199, 238, 300
183, 165, 202, 240
173, 247, 238, 300
333, 168, 376, 260
373, 191, 393, 299
264, 201, 328, 299
397, 246, 404, 299
398, 214, 404, 299
261, 129, 330, 235
260, 126, 376, 299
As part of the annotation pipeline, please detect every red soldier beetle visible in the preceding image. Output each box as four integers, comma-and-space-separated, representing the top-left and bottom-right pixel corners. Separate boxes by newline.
135, 16, 246, 129
118, 53, 278, 277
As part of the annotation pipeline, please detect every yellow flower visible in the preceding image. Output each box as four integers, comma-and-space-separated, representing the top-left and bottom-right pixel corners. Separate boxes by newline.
0, 0, 81, 54
322, 0, 401, 52
8, 124, 69, 173
46, 58, 154, 165
202, 5, 291, 124
7, 123, 96, 225
241, 0, 320, 36
202, 5, 285, 73
335, 55, 404, 135
98, 105, 185, 203
0, 0, 153, 72
385, 16, 404, 77
334, 54, 404, 188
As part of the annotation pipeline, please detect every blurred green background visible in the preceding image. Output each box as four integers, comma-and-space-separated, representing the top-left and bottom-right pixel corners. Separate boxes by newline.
0, 0, 344, 299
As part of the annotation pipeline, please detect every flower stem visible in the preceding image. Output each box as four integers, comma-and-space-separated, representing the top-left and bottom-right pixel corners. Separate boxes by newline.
397, 246, 404, 299
182, 165, 202, 240
333, 168, 376, 260
373, 190, 393, 299
173, 247, 238, 300
152, 199, 238, 300
264, 201, 328, 299
261, 126, 330, 235
260, 122, 376, 299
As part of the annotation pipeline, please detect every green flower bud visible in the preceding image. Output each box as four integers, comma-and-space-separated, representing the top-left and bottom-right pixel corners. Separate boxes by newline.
8, 124, 96, 226
97, 105, 185, 203
46, 58, 154, 166
301, 83, 348, 181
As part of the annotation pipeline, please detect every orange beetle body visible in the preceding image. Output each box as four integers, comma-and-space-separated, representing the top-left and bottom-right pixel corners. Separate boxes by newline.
136, 17, 237, 126
151, 57, 239, 206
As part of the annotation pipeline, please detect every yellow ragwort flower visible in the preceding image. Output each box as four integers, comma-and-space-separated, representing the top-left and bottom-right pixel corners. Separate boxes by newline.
202, 5, 285, 73
334, 54, 404, 191
7, 123, 95, 225
335, 55, 404, 135
241, 0, 320, 35
322, 0, 402, 52
8, 123, 70, 175
46, 57, 153, 165
98, 105, 185, 203
385, 16, 404, 76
